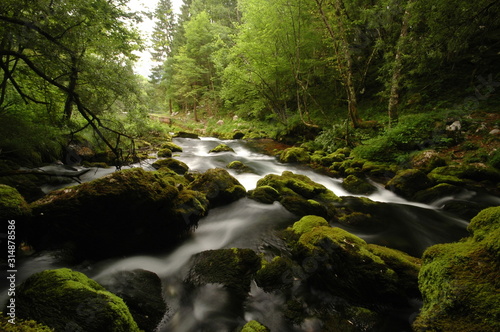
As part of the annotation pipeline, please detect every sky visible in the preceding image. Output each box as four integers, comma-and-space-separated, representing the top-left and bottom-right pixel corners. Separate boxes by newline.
128, 0, 184, 77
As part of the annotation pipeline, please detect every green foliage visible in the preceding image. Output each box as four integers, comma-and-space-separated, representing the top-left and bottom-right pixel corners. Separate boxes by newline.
0, 314, 54, 331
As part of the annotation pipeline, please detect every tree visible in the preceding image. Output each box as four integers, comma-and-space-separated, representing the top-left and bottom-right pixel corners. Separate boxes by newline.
150, 0, 176, 83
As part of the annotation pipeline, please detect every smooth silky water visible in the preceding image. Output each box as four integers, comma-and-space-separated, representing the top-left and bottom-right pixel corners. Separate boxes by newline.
5, 137, 497, 331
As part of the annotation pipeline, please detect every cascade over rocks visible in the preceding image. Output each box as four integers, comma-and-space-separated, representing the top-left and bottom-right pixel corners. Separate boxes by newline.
15, 268, 140, 332
28, 168, 209, 259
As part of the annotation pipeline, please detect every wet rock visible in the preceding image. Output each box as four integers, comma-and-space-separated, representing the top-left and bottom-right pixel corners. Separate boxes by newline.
441, 199, 493, 220
157, 148, 173, 158
16, 268, 140, 332
233, 131, 245, 139
209, 143, 234, 153
99, 269, 167, 332
0, 184, 31, 220
188, 168, 246, 207
413, 183, 463, 204
28, 168, 207, 259
227, 160, 254, 173
161, 142, 183, 152
385, 169, 433, 199
279, 147, 310, 163
249, 171, 341, 218
341, 175, 377, 195
174, 131, 199, 139
413, 207, 500, 332
185, 248, 261, 304
152, 158, 189, 174
285, 216, 421, 305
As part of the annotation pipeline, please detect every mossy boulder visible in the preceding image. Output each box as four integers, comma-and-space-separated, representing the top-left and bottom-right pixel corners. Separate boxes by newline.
249, 171, 341, 218
188, 168, 246, 207
286, 216, 421, 305
227, 160, 254, 173
279, 147, 310, 163
157, 148, 173, 158
385, 169, 433, 199
441, 199, 493, 220
412, 183, 463, 204
152, 158, 189, 174
0, 184, 31, 220
255, 256, 297, 292
161, 142, 183, 152
28, 168, 208, 259
413, 206, 500, 332
185, 248, 261, 304
240, 320, 270, 332
341, 175, 377, 195
209, 143, 235, 153
16, 268, 140, 332
99, 269, 166, 332
174, 131, 199, 139
0, 314, 54, 331
410, 150, 447, 172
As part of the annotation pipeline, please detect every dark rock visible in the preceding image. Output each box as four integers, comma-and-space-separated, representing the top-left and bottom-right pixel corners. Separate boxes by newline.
413, 183, 463, 204
233, 132, 245, 140
188, 168, 246, 208
28, 168, 208, 259
99, 269, 167, 332
410, 150, 447, 172
209, 144, 234, 153
16, 268, 140, 332
227, 160, 255, 173
385, 169, 433, 199
341, 175, 377, 195
174, 131, 199, 139
157, 148, 173, 158
0, 184, 31, 220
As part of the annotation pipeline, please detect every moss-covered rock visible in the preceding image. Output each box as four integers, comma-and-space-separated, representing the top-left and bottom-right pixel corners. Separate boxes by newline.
185, 248, 261, 304
410, 150, 447, 172
152, 158, 189, 174
188, 168, 246, 207
286, 217, 421, 305
209, 144, 235, 153
412, 183, 463, 204
428, 164, 500, 188
249, 171, 341, 218
279, 147, 310, 163
240, 320, 270, 332
341, 175, 377, 195
174, 131, 199, 139
29, 168, 207, 259
99, 269, 166, 332
0, 313, 54, 331
291, 215, 329, 234
413, 206, 500, 332
0, 184, 31, 220
161, 142, 183, 152
385, 169, 433, 199
227, 160, 254, 173
157, 148, 173, 158
255, 255, 297, 292
16, 268, 140, 332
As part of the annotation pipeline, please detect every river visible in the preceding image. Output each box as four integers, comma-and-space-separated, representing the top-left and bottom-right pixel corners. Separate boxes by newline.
5, 137, 493, 331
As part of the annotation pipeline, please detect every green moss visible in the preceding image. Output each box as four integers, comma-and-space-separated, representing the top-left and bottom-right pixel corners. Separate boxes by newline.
0, 314, 54, 331
0, 184, 31, 220
251, 171, 340, 217
188, 168, 246, 207
291, 215, 329, 235
157, 148, 172, 158
240, 320, 270, 332
413, 183, 463, 203
248, 185, 281, 204
428, 165, 500, 185
161, 142, 183, 152
227, 160, 254, 173
385, 169, 433, 199
209, 143, 235, 153
16, 268, 140, 332
255, 256, 295, 292
279, 147, 310, 163
341, 175, 377, 195
152, 158, 189, 174
413, 206, 500, 332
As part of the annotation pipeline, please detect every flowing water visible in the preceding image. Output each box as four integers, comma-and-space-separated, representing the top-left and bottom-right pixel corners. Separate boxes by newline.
4, 137, 499, 331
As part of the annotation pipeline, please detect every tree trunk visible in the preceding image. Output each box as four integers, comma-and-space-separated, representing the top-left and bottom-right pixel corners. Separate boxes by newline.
388, 0, 413, 127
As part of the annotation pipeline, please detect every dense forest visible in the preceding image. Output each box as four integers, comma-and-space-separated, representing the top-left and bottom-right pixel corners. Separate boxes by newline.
1, 0, 499, 166
1, 1, 500, 331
